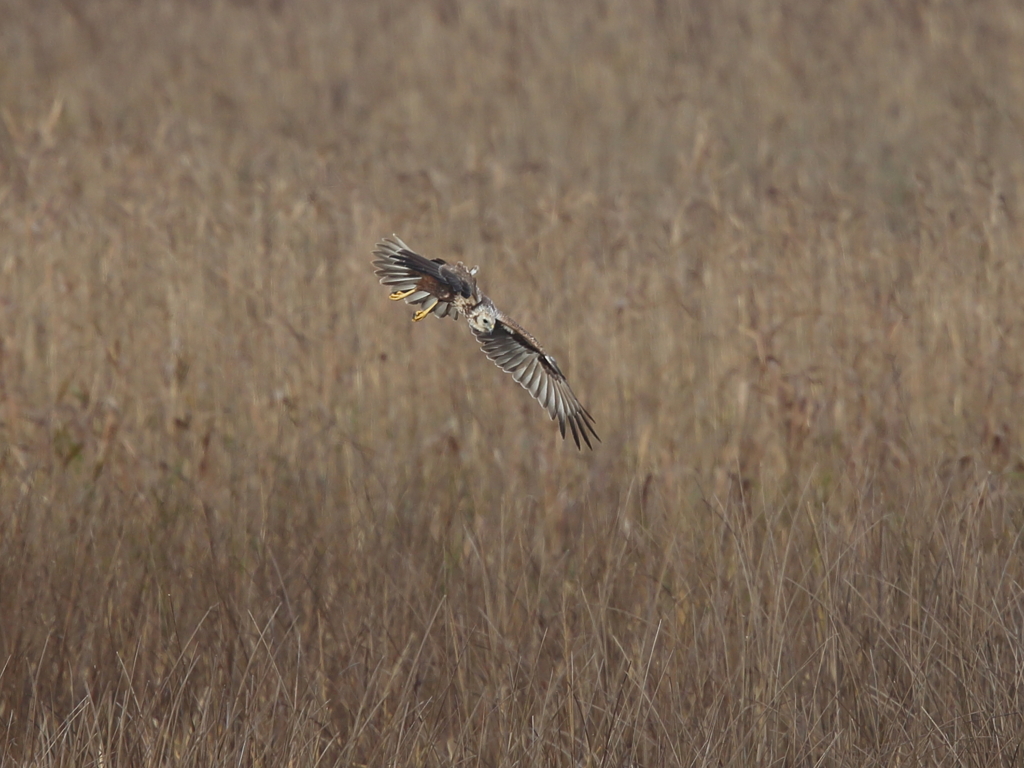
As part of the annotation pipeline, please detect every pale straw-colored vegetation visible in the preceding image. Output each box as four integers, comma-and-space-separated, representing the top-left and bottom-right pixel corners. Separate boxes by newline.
1, 1, 1023, 765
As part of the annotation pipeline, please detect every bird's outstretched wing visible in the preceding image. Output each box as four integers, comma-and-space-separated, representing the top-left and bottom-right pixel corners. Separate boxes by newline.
473, 318, 599, 449
372, 236, 476, 321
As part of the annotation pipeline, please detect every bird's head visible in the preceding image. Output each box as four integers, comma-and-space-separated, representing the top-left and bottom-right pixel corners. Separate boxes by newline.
468, 299, 498, 334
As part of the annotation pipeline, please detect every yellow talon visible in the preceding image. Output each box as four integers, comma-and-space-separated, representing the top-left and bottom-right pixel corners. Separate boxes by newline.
412, 305, 436, 322
389, 288, 416, 301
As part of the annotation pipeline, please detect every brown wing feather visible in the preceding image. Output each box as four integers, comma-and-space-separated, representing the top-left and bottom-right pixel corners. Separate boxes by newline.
473, 320, 599, 449
372, 236, 475, 320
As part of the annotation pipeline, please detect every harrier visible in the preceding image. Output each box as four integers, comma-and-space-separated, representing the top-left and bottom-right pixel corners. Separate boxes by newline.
372, 236, 598, 449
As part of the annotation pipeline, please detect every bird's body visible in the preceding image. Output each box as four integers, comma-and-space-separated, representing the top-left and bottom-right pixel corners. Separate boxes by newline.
372, 236, 598, 449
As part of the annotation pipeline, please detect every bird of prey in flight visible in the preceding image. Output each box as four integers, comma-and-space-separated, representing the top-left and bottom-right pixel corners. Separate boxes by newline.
372, 236, 598, 449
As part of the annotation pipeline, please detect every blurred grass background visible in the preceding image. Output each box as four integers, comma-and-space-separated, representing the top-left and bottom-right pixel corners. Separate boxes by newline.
1, 0, 1023, 765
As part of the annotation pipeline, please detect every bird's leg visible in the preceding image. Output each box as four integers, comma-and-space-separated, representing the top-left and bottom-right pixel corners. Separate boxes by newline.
412, 304, 437, 321
389, 288, 417, 301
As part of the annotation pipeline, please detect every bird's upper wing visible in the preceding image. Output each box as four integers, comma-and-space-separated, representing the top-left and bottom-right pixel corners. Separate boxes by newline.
372, 236, 475, 320
473, 317, 599, 449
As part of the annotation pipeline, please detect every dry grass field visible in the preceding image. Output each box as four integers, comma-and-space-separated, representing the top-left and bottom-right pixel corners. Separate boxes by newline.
1, 0, 1024, 765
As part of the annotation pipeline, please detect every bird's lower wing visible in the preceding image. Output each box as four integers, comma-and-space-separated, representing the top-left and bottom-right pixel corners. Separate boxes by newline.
473, 321, 599, 450
372, 236, 463, 320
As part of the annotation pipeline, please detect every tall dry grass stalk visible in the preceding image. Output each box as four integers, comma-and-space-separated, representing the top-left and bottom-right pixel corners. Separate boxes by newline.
1, 1, 1023, 765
